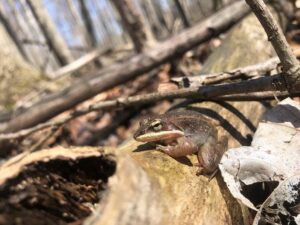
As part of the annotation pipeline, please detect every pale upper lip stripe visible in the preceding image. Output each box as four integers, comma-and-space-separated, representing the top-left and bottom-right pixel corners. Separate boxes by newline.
135, 130, 184, 142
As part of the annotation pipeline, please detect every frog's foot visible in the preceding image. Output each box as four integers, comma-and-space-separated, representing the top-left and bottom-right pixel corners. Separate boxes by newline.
196, 167, 204, 176
194, 162, 204, 176
194, 162, 218, 180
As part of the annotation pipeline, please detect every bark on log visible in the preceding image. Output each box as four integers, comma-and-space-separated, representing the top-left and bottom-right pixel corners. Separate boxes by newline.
83, 11, 278, 225
1, 1, 250, 133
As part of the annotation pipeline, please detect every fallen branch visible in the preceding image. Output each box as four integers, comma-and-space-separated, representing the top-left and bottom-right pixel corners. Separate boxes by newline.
172, 57, 280, 87
1, 1, 250, 133
246, 0, 300, 93
0, 73, 290, 141
49, 47, 112, 79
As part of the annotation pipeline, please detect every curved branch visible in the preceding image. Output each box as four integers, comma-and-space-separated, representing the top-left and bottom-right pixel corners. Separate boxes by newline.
245, 0, 300, 93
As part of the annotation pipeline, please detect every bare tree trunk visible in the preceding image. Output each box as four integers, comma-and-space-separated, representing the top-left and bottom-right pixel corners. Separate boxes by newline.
97, 7, 114, 46
0, 15, 42, 111
152, 0, 170, 31
144, 0, 170, 39
107, 0, 129, 44
18, 0, 56, 71
78, 0, 97, 48
173, 0, 190, 27
0, 6, 28, 61
65, 0, 90, 49
111, 0, 149, 53
25, 0, 74, 65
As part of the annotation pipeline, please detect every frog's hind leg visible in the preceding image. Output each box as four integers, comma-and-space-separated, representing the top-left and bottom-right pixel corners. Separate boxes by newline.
196, 136, 227, 176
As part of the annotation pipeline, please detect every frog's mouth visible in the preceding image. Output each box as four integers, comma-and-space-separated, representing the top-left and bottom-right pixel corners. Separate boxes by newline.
135, 130, 184, 142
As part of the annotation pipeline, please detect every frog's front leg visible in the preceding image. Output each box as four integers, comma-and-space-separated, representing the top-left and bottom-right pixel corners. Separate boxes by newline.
156, 136, 198, 158
156, 144, 184, 158
196, 135, 228, 176
156, 144, 172, 154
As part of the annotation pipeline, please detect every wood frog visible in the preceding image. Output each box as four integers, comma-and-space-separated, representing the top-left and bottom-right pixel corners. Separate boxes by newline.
134, 110, 228, 175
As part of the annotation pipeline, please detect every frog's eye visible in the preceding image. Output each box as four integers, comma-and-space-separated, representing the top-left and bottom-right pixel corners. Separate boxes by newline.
151, 120, 162, 131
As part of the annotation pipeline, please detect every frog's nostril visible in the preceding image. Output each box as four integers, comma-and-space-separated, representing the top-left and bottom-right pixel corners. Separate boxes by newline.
133, 130, 142, 139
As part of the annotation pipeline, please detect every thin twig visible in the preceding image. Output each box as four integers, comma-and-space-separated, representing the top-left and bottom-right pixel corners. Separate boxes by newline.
50, 47, 112, 79
0, 73, 289, 141
28, 125, 61, 152
172, 57, 280, 87
245, 0, 300, 93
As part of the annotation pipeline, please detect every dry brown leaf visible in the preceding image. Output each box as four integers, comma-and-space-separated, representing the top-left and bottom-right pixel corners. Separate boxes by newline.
220, 98, 300, 214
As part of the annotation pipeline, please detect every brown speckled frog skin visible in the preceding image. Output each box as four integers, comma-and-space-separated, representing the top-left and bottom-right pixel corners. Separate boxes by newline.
134, 110, 228, 175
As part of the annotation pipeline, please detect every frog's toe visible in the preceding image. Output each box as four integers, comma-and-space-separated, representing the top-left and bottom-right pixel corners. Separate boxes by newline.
194, 162, 200, 167
195, 167, 204, 176
156, 144, 170, 152
195, 165, 218, 179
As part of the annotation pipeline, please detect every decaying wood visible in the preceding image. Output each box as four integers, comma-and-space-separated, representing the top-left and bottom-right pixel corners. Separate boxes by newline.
0, 146, 116, 225
1, 1, 250, 134
0, 146, 108, 184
